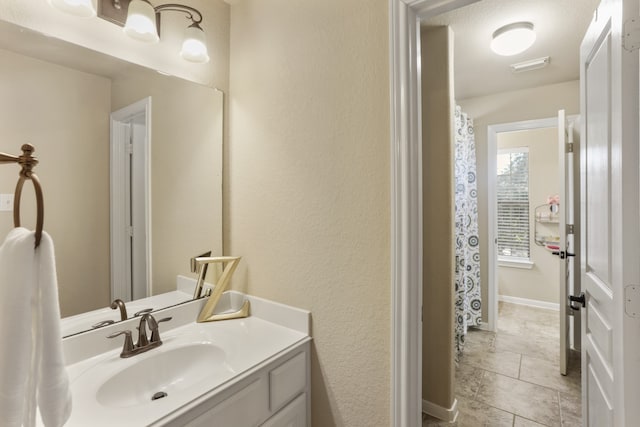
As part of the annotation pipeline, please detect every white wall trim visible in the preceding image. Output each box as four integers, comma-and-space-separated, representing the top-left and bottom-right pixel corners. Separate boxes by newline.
499, 295, 560, 311
110, 118, 131, 302
389, 2, 423, 425
405, 0, 480, 17
498, 257, 534, 269
422, 398, 459, 422
389, 0, 482, 425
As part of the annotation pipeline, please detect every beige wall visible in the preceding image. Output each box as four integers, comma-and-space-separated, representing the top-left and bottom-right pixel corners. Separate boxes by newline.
458, 80, 579, 320
497, 127, 560, 303
227, 0, 390, 425
421, 25, 456, 412
111, 76, 224, 295
0, 49, 111, 317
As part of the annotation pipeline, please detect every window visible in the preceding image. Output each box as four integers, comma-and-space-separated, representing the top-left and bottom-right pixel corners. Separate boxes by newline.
497, 148, 530, 261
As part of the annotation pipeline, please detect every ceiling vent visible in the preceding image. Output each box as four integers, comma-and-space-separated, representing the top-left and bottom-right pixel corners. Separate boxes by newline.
510, 56, 550, 73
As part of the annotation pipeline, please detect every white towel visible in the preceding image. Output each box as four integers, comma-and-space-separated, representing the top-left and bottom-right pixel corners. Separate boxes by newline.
0, 228, 72, 427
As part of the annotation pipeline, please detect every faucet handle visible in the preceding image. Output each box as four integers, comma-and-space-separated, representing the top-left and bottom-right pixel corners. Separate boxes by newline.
134, 308, 153, 317
107, 330, 135, 357
144, 313, 158, 330
150, 317, 172, 343
92, 319, 116, 329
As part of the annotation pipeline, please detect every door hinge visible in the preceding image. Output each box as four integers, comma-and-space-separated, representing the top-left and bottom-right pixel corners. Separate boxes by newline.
623, 18, 640, 51
126, 143, 133, 155
128, 226, 134, 237
567, 224, 575, 234
625, 285, 640, 318
566, 142, 574, 153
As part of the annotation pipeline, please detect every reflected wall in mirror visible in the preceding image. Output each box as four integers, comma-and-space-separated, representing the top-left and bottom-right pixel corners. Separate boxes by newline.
0, 20, 223, 329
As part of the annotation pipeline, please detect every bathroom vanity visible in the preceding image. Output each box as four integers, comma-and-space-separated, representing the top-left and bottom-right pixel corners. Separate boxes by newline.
60, 292, 311, 427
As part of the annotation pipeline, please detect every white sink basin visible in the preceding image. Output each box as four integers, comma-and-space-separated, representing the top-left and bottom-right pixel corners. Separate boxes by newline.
96, 344, 231, 408
63, 315, 308, 427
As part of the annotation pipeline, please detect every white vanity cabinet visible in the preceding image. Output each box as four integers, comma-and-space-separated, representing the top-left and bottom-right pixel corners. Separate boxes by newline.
163, 341, 310, 427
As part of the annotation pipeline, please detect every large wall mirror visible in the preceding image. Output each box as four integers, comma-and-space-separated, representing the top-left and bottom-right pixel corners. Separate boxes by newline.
0, 20, 223, 335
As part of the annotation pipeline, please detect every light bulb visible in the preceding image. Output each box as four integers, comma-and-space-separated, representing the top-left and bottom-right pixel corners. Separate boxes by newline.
124, 0, 159, 43
180, 23, 210, 63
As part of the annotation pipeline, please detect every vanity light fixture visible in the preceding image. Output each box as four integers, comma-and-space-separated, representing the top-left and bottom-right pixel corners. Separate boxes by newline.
49, 0, 210, 63
124, 1, 209, 63
490, 22, 536, 56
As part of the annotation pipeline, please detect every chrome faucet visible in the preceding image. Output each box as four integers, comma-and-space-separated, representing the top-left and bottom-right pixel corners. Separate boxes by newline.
107, 313, 173, 358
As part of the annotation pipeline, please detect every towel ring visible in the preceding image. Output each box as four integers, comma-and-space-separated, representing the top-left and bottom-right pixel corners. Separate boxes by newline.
0, 144, 44, 248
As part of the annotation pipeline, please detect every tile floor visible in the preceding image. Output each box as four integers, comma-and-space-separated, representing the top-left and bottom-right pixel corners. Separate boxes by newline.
423, 302, 582, 427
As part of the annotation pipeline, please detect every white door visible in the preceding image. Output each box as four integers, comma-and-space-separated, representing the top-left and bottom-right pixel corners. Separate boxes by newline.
558, 110, 580, 376
557, 109, 570, 376
580, 0, 640, 424
110, 98, 151, 302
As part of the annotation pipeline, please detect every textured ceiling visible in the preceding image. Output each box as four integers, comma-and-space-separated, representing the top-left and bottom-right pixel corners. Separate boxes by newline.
423, 0, 601, 100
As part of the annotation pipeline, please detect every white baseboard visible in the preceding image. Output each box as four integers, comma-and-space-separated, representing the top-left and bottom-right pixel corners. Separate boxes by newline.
422, 398, 458, 422
477, 322, 494, 332
499, 295, 559, 311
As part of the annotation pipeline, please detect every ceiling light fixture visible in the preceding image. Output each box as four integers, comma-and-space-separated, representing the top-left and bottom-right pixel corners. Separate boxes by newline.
510, 56, 550, 73
48, 0, 97, 18
49, 0, 210, 63
491, 22, 536, 56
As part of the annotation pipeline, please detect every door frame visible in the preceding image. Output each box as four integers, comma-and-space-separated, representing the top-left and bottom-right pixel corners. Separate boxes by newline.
485, 116, 578, 332
110, 97, 152, 302
389, 0, 480, 424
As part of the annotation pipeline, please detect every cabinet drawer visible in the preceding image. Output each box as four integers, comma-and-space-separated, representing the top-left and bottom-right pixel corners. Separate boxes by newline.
261, 393, 306, 427
183, 376, 269, 427
269, 351, 306, 412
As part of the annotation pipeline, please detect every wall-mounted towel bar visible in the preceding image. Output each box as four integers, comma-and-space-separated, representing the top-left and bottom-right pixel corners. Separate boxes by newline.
0, 144, 44, 248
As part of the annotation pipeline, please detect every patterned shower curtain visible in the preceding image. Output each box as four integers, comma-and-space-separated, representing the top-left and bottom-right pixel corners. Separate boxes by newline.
454, 106, 482, 356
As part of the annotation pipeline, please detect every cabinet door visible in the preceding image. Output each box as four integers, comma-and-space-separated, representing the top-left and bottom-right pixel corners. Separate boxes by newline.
261, 393, 306, 427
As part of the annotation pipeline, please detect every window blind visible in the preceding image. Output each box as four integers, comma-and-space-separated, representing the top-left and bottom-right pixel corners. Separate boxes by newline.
497, 149, 530, 259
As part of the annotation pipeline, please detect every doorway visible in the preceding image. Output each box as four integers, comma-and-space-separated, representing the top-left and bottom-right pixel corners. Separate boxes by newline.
487, 118, 576, 326
389, 0, 592, 424
110, 97, 151, 302
391, 0, 640, 425
436, 117, 583, 425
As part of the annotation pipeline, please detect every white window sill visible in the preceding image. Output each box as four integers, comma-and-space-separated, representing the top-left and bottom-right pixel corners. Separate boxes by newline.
498, 257, 534, 269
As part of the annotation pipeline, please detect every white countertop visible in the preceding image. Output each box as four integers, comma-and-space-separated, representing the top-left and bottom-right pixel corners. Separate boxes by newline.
55, 291, 311, 427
